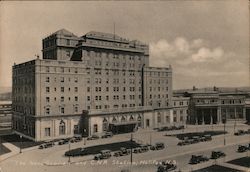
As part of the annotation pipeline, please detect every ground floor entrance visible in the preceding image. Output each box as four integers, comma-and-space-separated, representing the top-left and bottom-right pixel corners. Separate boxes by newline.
109, 122, 138, 134
196, 108, 218, 125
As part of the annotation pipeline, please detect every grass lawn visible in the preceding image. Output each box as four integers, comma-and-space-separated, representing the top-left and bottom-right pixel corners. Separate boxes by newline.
228, 156, 250, 168
193, 165, 243, 172
0, 134, 42, 149
65, 140, 141, 156
0, 143, 11, 155
166, 130, 227, 140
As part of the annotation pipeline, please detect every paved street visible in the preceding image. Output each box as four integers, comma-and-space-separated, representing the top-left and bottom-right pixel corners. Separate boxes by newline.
0, 124, 250, 172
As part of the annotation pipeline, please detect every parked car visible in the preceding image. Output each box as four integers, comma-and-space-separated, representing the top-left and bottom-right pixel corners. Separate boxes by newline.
101, 132, 113, 138
94, 150, 112, 160
151, 142, 165, 150
204, 135, 212, 141
113, 147, 131, 157
189, 155, 209, 164
39, 141, 54, 149
87, 134, 99, 140
237, 145, 248, 153
210, 151, 226, 159
65, 147, 87, 157
133, 147, 142, 153
157, 127, 169, 132
58, 138, 70, 145
234, 130, 245, 136
192, 136, 200, 143
140, 145, 149, 152
157, 160, 177, 172
70, 135, 83, 143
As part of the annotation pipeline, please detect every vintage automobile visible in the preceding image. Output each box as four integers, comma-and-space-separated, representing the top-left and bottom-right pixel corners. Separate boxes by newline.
94, 150, 112, 160
237, 145, 248, 153
58, 138, 71, 145
39, 141, 55, 149
157, 126, 169, 132
204, 135, 212, 141
133, 147, 142, 153
113, 147, 131, 157
101, 132, 113, 138
70, 135, 83, 143
150, 142, 165, 150
234, 130, 245, 136
140, 145, 149, 152
189, 155, 209, 164
210, 151, 226, 159
157, 160, 177, 172
87, 134, 100, 140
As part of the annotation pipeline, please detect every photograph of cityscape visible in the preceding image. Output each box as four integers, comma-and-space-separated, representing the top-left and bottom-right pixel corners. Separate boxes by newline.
0, 1, 249, 172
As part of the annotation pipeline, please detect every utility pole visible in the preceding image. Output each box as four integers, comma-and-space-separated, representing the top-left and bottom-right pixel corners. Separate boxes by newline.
68, 141, 71, 163
130, 133, 133, 164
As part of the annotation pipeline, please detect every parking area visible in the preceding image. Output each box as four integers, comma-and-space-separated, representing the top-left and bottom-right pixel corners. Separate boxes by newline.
228, 156, 250, 168
193, 165, 243, 172
0, 143, 11, 155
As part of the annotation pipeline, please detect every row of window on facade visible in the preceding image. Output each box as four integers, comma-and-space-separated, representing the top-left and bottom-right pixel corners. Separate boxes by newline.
87, 78, 140, 85
92, 60, 144, 69
149, 94, 169, 99
91, 69, 142, 77
46, 96, 78, 103
44, 122, 79, 137
45, 76, 78, 83
173, 101, 189, 106
45, 106, 79, 115
45, 66, 79, 73
93, 103, 139, 110
83, 50, 144, 61
149, 87, 169, 92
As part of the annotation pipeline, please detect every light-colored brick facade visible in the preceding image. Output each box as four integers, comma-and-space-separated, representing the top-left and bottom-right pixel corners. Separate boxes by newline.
12, 29, 173, 141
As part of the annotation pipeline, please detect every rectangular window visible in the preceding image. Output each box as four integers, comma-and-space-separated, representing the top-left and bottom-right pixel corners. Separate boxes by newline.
46, 87, 50, 93
61, 87, 64, 92
45, 107, 50, 115
46, 77, 50, 82
61, 97, 64, 102
75, 96, 78, 101
87, 96, 90, 101
87, 87, 90, 92
61, 107, 64, 114
60, 77, 64, 82
74, 106, 78, 113
45, 128, 51, 136
75, 87, 78, 92
46, 97, 50, 103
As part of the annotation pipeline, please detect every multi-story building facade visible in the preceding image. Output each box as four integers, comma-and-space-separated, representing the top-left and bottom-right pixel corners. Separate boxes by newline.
12, 29, 173, 141
172, 97, 190, 126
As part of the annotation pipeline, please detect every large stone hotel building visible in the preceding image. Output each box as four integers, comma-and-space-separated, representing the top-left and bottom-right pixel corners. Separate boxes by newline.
12, 29, 174, 141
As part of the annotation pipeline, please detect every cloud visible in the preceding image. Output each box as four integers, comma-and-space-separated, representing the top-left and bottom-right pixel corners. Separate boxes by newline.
149, 37, 248, 89
191, 47, 224, 62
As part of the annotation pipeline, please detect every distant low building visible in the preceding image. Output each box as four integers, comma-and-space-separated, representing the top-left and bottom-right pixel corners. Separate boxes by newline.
0, 101, 12, 130
175, 89, 249, 124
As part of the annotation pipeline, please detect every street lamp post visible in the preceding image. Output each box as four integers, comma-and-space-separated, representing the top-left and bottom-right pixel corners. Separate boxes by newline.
130, 133, 133, 164
19, 135, 23, 153
223, 120, 226, 146
68, 141, 71, 163
149, 132, 152, 145
83, 129, 87, 145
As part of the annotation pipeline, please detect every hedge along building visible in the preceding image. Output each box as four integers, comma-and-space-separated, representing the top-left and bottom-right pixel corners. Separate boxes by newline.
12, 29, 173, 141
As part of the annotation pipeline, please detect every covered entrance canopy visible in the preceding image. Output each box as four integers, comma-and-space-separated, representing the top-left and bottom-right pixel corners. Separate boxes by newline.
109, 121, 139, 134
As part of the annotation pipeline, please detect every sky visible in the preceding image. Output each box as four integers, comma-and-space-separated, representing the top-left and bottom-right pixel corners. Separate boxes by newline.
0, 0, 249, 90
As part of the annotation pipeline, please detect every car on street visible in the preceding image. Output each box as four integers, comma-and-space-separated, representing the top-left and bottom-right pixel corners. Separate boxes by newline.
189, 155, 209, 164
157, 160, 177, 172
210, 151, 226, 159
234, 130, 245, 136
101, 132, 113, 138
70, 135, 83, 143
204, 135, 212, 141
150, 142, 165, 150
87, 134, 100, 140
38, 141, 54, 149
237, 145, 248, 153
58, 138, 71, 145
113, 147, 131, 157
94, 150, 112, 160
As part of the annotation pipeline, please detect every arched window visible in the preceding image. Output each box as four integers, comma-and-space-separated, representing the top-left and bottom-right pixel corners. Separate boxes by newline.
59, 120, 65, 135
121, 116, 126, 122
112, 117, 117, 123
129, 115, 134, 121
103, 118, 108, 131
